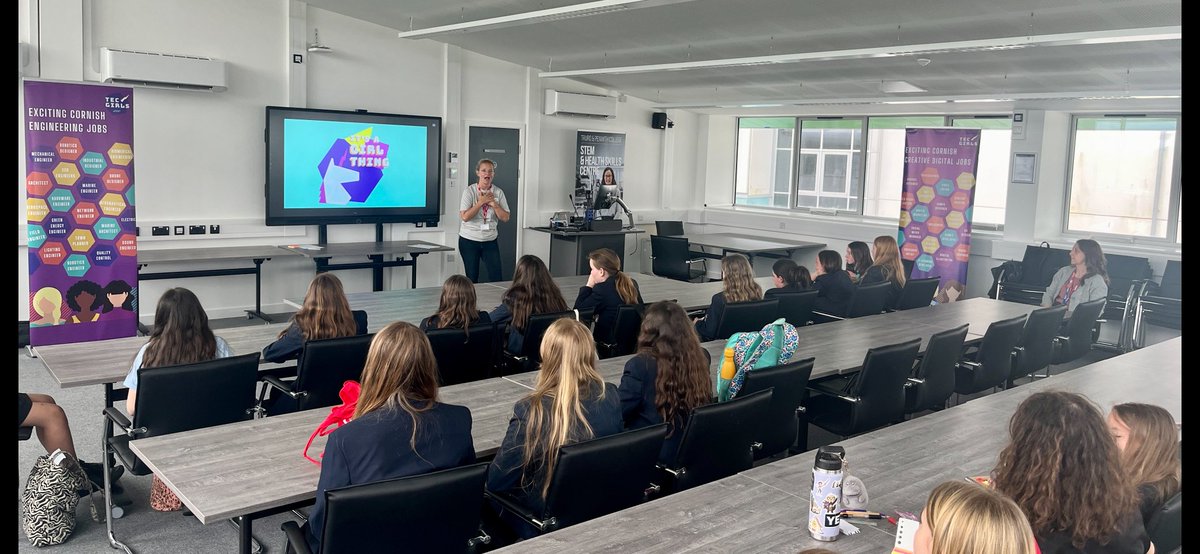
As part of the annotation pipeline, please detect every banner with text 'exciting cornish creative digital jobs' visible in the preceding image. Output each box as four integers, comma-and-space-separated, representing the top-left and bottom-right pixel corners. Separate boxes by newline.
25, 80, 138, 346
898, 128, 981, 304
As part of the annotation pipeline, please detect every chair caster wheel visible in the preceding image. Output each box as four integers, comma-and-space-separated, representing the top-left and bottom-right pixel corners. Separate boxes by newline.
111, 505, 125, 519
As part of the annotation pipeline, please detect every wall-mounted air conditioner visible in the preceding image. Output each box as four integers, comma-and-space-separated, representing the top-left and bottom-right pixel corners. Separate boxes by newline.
544, 90, 618, 119
99, 47, 228, 92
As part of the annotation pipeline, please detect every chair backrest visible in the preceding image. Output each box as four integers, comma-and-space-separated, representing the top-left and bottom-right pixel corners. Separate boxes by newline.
650, 235, 695, 282
133, 353, 261, 437
894, 277, 940, 311
604, 304, 643, 357
1159, 260, 1181, 299
1104, 253, 1153, 317
968, 314, 1027, 389
520, 311, 575, 360
294, 333, 375, 412
1012, 305, 1067, 381
427, 323, 500, 386
713, 298, 780, 338
847, 338, 921, 434
739, 358, 815, 459
542, 424, 668, 528
18, 426, 33, 441
1017, 244, 1072, 287
908, 325, 969, 413
320, 463, 488, 554
1146, 490, 1181, 552
774, 290, 818, 327
655, 220, 685, 237
846, 281, 893, 318
1057, 298, 1106, 363
672, 389, 772, 491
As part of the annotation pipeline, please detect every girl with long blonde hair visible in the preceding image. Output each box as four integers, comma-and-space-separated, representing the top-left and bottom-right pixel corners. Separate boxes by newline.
487, 318, 622, 536
860, 235, 907, 309
575, 248, 643, 342
914, 480, 1038, 554
420, 274, 490, 333
306, 321, 474, 553
1109, 403, 1181, 526
263, 273, 367, 362
694, 254, 764, 341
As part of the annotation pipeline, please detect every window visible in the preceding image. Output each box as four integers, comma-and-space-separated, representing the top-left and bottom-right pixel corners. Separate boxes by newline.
795, 119, 863, 211
863, 116, 946, 219
735, 118, 795, 208
951, 117, 1012, 226
1066, 116, 1180, 240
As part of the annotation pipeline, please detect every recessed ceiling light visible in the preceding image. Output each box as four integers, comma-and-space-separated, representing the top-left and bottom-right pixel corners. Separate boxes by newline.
398, 0, 644, 39
879, 80, 926, 93
881, 99, 948, 105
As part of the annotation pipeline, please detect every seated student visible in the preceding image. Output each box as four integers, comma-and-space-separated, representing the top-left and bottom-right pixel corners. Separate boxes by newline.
845, 240, 873, 283
914, 480, 1038, 554
263, 273, 368, 363
487, 319, 622, 537
574, 248, 643, 342
764, 258, 813, 298
1042, 239, 1110, 317
304, 322, 474, 553
992, 391, 1153, 554
694, 254, 763, 341
859, 235, 907, 310
490, 255, 569, 354
812, 250, 855, 317
19, 392, 123, 490
124, 287, 234, 417
1108, 403, 1180, 526
419, 274, 491, 332
617, 301, 712, 463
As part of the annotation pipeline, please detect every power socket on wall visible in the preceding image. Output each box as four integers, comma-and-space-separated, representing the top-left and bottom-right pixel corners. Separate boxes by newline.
446, 253, 456, 263
778, 222, 786, 230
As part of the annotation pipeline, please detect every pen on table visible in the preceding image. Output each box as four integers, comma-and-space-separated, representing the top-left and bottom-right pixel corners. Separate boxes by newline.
839, 510, 885, 519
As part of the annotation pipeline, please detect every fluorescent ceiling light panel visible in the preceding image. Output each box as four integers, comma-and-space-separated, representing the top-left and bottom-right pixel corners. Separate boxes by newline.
540, 26, 1180, 77
881, 99, 948, 105
398, 0, 644, 38
652, 89, 1181, 110
879, 80, 926, 93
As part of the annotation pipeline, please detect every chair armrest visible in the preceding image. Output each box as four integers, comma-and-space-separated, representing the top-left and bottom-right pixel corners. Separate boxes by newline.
957, 360, 981, 371
808, 382, 859, 403
655, 463, 684, 478
811, 310, 845, 321
280, 521, 314, 554
905, 377, 926, 386
262, 375, 306, 399
687, 258, 706, 264
485, 491, 556, 532
102, 406, 145, 437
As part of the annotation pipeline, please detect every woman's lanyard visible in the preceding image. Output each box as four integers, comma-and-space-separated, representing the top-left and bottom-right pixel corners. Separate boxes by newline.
1057, 274, 1082, 305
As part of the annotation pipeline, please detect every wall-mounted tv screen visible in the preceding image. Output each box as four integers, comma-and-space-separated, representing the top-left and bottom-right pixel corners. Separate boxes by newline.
265, 106, 441, 226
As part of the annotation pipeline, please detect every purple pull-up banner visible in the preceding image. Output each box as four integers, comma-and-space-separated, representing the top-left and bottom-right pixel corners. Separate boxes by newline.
898, 128, 981, 304
25, 80, 138, 346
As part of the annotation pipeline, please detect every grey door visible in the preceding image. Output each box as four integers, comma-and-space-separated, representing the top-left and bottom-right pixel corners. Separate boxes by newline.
468, 126, 520, 281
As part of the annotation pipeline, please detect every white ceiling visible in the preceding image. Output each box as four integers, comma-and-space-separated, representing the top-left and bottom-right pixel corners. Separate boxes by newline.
305, 0, 1181, 113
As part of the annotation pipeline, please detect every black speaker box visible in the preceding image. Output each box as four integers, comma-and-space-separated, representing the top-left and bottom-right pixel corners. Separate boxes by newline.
651, 112, 668, 129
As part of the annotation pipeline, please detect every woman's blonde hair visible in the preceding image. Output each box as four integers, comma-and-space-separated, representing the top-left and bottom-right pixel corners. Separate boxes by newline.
354, 322, 440, 449
923, 480, 1038, 554
32, 287, 64, 323
521, 318, 606, 498
1111, 403, 1180, 507
289, 273, 359, 341
588, 248, 639, 304
721, 254, 763, 303
872, 235, 907, 287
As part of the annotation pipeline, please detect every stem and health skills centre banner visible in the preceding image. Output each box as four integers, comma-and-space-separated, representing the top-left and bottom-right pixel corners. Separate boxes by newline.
574, 131, 625, 215
898, 128, 980, 304
25, 81, 137, 346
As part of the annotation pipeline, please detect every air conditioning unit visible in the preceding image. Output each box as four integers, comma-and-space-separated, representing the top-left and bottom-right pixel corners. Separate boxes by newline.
99, 47, 228, 92
544, 89, 617, 119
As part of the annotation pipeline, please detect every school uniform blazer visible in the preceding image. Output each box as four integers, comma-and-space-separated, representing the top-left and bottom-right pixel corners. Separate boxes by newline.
574, 277, 643, 342
305, 402, 475, 553
764, 283, 811, 298
813, 270, 855, 317
487, 382, 622, 516
617, 351, 713, 464
694, 292, 730, 342
419, 311, 492, 332
488, 303, 527, 354
858, 265, 902, 310
261, 310, 368, 363
1042, 266, 1109, 315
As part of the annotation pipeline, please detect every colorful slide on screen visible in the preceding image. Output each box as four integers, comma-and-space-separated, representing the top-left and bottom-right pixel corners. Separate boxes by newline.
283, 119, 427, 209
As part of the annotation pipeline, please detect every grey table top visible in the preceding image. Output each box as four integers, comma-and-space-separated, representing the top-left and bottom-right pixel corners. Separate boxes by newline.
281, 240, 453, 259
501, 337, 1182, 553
137, 245, 302, 264
529, 226, 646, 236
686, 233, 826, 254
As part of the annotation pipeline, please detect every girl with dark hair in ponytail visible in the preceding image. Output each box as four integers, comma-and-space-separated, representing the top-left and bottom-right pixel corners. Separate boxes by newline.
765, 258, 813, 298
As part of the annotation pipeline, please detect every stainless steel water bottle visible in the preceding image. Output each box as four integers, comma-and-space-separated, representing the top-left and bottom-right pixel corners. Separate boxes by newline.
808, 445, 845, 541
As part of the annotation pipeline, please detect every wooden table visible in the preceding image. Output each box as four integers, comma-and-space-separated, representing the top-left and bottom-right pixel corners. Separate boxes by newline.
138, 245, 303, 324
501, 337, 1182, 553
686, 233, 825, 263
282, 240, 453, 291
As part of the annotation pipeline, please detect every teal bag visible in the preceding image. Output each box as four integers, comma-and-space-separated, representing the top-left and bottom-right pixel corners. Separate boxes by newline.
716, 318, 800, 402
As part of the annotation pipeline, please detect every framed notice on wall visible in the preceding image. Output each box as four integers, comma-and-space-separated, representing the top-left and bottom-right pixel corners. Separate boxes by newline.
1011, 152, 1037, 184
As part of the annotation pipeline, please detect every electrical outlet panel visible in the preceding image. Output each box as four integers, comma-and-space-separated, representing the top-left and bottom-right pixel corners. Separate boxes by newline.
189, 225, 206, 235
173, 226, 185, 235
778, 222, 786, 229
152, 226, 169, 236
446, 253, 456, 263
209, 225, 220, 234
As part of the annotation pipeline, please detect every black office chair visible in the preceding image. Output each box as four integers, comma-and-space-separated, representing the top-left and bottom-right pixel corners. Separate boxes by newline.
994, 244, 1072, 305
596, 304, 642, 359
501, 311, 574, 374
813, 281, 892, 321
1008, 305, 1067, 386
1139, 259, 1181, 333
1146, 490, 1181, 553
773, 290, 818, 327
738, 359, 815, 458
655, 220, 685, 236
893, 277, 940, 311
904, 325, 968, 416
258, 333, 374, 416
19, 426, 32, 441
712, 298, 779, 338
807, 338, 921, 440
427, 323, 501, 386
650, 235, 706, 282
1051, 298, 1107, 365
282, 463, 491, 554
658, 389, 772, 493
102, 353, 261, 552
954, 314, 1027, 398
488, 424, 668, 535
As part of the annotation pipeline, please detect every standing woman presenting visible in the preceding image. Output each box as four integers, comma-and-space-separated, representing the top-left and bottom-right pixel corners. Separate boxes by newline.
459, 159, 511, 283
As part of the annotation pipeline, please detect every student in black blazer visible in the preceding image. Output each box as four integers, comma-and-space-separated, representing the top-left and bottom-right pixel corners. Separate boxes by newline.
489, 255, 570, 354
487, 319, 622, 538
857, 235, 907, 310
618, 301, 712, 464
574, 248, 643, 342
812, 249, 855, 316
419, 274, 491, 331
763, 258, 813, 298
262, 273, 368, 363
694, 254, 763, 341
305, 322, 475, 553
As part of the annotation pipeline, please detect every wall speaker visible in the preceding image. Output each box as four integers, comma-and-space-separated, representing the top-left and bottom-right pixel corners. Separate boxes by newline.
651, 112, 668, 129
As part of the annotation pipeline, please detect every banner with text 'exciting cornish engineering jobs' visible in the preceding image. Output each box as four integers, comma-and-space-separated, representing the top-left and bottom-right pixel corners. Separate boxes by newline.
25, 80, 138, 346
898, 128, 981, 304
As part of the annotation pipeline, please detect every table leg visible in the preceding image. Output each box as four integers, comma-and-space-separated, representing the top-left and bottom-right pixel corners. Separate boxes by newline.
245, 258, 273, 323
409, 252, 426, 289
370, 255, 384, 291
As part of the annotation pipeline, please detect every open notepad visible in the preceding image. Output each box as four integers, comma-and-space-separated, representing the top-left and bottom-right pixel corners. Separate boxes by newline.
891, 517, 918, 554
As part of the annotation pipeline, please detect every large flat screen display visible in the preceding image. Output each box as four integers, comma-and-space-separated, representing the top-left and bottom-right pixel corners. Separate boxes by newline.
265, 106, 441, 226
